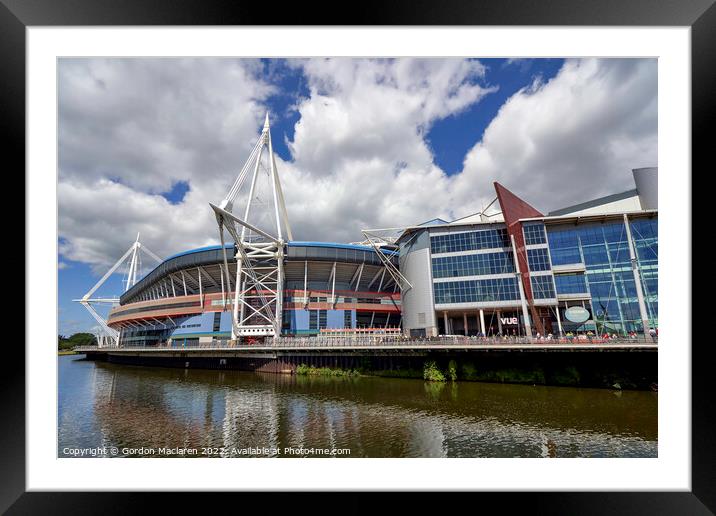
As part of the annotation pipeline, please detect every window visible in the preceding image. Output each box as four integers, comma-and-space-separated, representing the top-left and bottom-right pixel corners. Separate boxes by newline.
319, 310, 327, 329
527, 248, 551, 271
430, 228, 510, 254
530, 275, 556, 299
309, 310, 318, 330
433, 277, 520, 305
554, 273, 588, 294
582, 244, 609, 266
344, 310, 352, 329
431, 251, 515, 279
523, 223, 546, 245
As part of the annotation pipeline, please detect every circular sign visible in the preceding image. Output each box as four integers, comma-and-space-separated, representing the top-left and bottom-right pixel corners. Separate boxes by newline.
564, 306, 590, 323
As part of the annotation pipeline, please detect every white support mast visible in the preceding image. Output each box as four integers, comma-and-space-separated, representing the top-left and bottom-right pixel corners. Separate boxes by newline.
360, 228, 413, 292
211, 114, 292, 341
73, 234, 162, 347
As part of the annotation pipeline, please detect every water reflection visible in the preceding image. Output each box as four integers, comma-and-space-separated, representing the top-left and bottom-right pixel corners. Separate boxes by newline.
58, 355, 657, 458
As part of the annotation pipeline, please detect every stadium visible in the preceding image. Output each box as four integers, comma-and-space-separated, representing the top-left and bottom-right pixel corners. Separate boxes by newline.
106, 241, 401, 346
79, 115, 658, 347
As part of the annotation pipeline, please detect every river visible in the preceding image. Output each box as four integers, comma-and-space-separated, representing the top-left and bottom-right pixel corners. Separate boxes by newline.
58, 354, 657, 458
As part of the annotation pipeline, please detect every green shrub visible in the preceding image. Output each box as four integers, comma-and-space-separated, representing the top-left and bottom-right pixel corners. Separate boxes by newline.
423, 360, 446, 382
461, 362, 477, 380
295, 364, 360, 377
551, 366, 581, 386
447, 360, 458, 381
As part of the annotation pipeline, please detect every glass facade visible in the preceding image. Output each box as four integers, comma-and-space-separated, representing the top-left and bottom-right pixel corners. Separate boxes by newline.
527, 248, 551, 271
630, 218, 658, 322
430, 228, 510, 254
523, 223, 546, 245
530, 275, 556, 299
546, 217, 658, 333
432, 251, 515, 279
554, 273, 588, 295
434, 277, 520, 305
546, 229, 582, 265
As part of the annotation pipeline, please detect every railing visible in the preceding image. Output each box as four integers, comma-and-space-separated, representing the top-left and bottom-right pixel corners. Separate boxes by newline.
75, 334, 657, 352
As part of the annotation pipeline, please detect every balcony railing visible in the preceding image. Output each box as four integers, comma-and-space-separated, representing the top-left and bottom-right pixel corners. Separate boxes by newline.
75, 334, 658, 352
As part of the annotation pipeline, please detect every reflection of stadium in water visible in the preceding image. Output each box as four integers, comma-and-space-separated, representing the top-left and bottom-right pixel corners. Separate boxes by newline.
61, 357, 656, 458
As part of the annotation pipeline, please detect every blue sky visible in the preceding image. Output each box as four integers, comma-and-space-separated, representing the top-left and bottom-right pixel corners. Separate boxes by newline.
58, 57, 656, 335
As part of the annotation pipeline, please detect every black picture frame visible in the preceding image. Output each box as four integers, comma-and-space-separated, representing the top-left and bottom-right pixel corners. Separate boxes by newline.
4, 0, 710, 513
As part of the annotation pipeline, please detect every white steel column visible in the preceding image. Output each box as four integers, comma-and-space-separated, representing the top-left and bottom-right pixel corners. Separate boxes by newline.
497, 309, 503, 334
220, 264, 225, 307
463, 313, 468, 336
330, 261, 337, 306
555, 305, 564, 336
623, 214, 652, 335
511, 234, 533, 337
443, 311, 449, 335
303, 260, 308, 309
479, 309, 486, 336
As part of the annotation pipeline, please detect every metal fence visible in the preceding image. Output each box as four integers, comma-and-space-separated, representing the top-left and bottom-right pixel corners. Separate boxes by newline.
75, 334, 658, 352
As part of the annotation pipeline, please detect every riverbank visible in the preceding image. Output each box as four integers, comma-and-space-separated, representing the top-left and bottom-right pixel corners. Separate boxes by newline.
296, 352, 655, 390
83, 348, 657, 390
58, 350, 78, 356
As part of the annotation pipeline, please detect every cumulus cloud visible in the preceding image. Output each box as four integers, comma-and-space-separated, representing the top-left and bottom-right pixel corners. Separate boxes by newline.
58, 58, 274, 268
454, 58, 657, 213
58, 57, 657, 272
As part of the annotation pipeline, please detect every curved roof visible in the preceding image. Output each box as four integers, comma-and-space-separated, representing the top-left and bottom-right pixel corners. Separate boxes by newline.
120, 241, 397, 305
287, 240, 397, 256
163, 244, 235, 261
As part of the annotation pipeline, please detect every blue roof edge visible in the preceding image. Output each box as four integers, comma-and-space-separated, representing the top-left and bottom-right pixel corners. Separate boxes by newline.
163, 240, 397, 262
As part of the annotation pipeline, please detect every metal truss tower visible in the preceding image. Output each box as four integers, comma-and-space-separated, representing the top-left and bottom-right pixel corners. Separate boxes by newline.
360, 228, 413, 292
211, 114, 293, 340
73, 233, 162, 347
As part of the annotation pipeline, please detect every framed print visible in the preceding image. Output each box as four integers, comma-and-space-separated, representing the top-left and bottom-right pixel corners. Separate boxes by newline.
4, 0, 713, 512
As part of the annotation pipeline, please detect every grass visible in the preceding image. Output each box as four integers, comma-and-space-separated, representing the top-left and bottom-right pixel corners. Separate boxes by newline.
295, 364, 361, 377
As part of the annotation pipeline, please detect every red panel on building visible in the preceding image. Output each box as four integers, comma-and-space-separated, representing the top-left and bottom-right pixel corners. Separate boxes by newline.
494, 182, 545, 334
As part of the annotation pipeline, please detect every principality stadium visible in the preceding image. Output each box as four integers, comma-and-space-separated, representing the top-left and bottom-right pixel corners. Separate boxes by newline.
78, 114, 658, 347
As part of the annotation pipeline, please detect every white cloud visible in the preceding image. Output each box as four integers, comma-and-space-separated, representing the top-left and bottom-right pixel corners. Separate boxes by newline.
454, 58, 657, 213
58, 57, 657, 273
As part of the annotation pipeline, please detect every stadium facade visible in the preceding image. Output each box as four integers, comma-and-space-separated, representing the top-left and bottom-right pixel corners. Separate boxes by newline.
109, 241, 401, 346
91, 117, 657, 347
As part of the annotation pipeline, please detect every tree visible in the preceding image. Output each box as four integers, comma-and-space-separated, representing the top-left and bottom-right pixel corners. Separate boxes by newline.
58, 332, 97, 350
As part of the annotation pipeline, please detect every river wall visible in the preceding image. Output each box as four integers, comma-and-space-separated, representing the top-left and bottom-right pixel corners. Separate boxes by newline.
84, 350, 657, 390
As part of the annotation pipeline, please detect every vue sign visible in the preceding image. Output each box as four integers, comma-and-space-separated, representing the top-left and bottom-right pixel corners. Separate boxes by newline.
500, 317, 518, 325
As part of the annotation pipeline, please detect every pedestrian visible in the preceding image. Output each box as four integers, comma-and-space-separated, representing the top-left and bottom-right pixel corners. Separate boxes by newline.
649, 327, 657, 342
